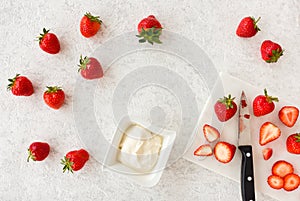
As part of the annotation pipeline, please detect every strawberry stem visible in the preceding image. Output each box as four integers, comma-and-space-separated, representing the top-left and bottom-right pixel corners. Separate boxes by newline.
295, 133, 300, 142
218, 94, 235, 109
136, 27, 162, 45
78, 55, 90, 72
85, 12, 102, 24
27, 149, 36, 162
38, 28, 50, 43
45, 86, 62, 93
264, 88, 279, 103
266, 49, 284, 63
253, 16, 261, 31
7, 74, 20, 90
61, 156, 74, 173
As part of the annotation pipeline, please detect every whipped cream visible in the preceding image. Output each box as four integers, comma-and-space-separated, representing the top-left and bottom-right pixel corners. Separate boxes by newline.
118, 124, 163, 172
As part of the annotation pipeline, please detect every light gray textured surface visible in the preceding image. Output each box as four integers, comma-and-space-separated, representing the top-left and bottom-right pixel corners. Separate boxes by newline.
1, 0, 299, 201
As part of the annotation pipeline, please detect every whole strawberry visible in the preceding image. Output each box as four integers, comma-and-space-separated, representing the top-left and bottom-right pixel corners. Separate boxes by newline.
78, 55, 103, 80
261, 40, 283, 63
286, 133, 300, 154
7, 74, 34, 96
27, 142, 50, 162
61, 149, 89, 173
80, 12, 102, 38
214, 94, 237, 122
38, 28, 60, 54
253, 89, 278, 117
236, 16, 261, 38
43, 86, 65, 110
136, 15, 162, 45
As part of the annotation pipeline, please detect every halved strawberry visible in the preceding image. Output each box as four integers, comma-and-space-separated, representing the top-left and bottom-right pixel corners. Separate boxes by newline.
272, 160, 294, 178
267, 175, 284, 190
194, 144, 213, 156
278, 106, 299, 127
283, 173, 300, 191
259, 122, 281, 146
214, 141, 236, 163
262, 148, 273, 160
203, 124, 220, 143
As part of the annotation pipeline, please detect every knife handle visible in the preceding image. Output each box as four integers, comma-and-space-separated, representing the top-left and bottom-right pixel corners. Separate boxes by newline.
238, 145, 255, 201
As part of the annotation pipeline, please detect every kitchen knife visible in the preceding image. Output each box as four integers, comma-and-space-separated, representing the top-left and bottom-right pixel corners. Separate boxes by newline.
238, 91, 255, 201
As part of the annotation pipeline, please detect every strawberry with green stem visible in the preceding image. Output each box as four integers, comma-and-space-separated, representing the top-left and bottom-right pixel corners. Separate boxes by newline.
78, 55, 103, 80
236, 16, 261, 38
27, 142, 50, 162
7, 74, 34, 96
61, 149, 89, 173
80, 12, 102, 38
253, 89, 278, 117
261, 40, 283, 63
286, 133, 300, 154
38, 28, 60, 54
214, 94, 237, 122
43, 86, 65, 110
136, 15, 163, 45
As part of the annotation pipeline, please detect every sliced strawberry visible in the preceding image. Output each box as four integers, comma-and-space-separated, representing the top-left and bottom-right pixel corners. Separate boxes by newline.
267, 175, 284, 190
283, 173, 300, 191
259, 122, 281, 146
278, 106, 299, 127
203, 124, 220, 143
262, 148, 273, 160
214, 141, 236, 163
194, 144, 213, 156
272, 160, 294, 178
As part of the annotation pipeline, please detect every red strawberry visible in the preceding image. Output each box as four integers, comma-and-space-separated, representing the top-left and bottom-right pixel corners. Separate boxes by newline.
278, 106, 299, 127
262, 148, 273, 160
203, 124, 220, 142
7, 74, 34, 96
253, 89, 278, 117
78, 55, 104, 80
236, 16, 261, 38
261, 40, 283, 63
61, 149, 89, 173
283, 173, 300, 191
80, 12, 102, 38
136, 15, 163, 45
267, 175, 284, 190
27, 142, 50, 162
214, 141, 236, 163
43, 86, 65, 110
286, 133, 300, 154
272, 160, 294, 178
259, 122, 281, 146
38, 28, 60, 54
214, 94, 237, 122
194, 144, 213, 156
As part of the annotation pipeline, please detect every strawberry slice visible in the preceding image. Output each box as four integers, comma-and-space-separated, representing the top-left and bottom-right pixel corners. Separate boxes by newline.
259, 122, 281, 146
283, 173, 300, 191
262, 148, 273, 160
272, 160, 294, 178
194, 144, 213, 156
278, 106, 299, 127
214, 141, 236, 163
267, 175, 284, 190
203, 124, 220, 143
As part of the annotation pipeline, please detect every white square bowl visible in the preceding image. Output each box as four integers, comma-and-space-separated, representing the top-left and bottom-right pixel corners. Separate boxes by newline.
102, 116, 176, 187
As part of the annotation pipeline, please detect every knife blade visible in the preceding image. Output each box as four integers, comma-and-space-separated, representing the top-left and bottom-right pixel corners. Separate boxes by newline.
238, 91, 255, 201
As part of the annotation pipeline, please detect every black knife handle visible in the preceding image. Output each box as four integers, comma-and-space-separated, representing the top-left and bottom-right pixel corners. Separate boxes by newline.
238, 145, 255, 201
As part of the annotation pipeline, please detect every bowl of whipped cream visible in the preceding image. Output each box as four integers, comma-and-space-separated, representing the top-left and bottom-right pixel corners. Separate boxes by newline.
103, 116, 176, 187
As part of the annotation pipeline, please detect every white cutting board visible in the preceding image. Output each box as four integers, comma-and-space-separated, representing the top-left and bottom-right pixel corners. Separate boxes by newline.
183, 73, 300, 201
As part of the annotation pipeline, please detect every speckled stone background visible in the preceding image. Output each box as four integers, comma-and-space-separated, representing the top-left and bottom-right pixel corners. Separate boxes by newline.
1, 0, 299, 201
